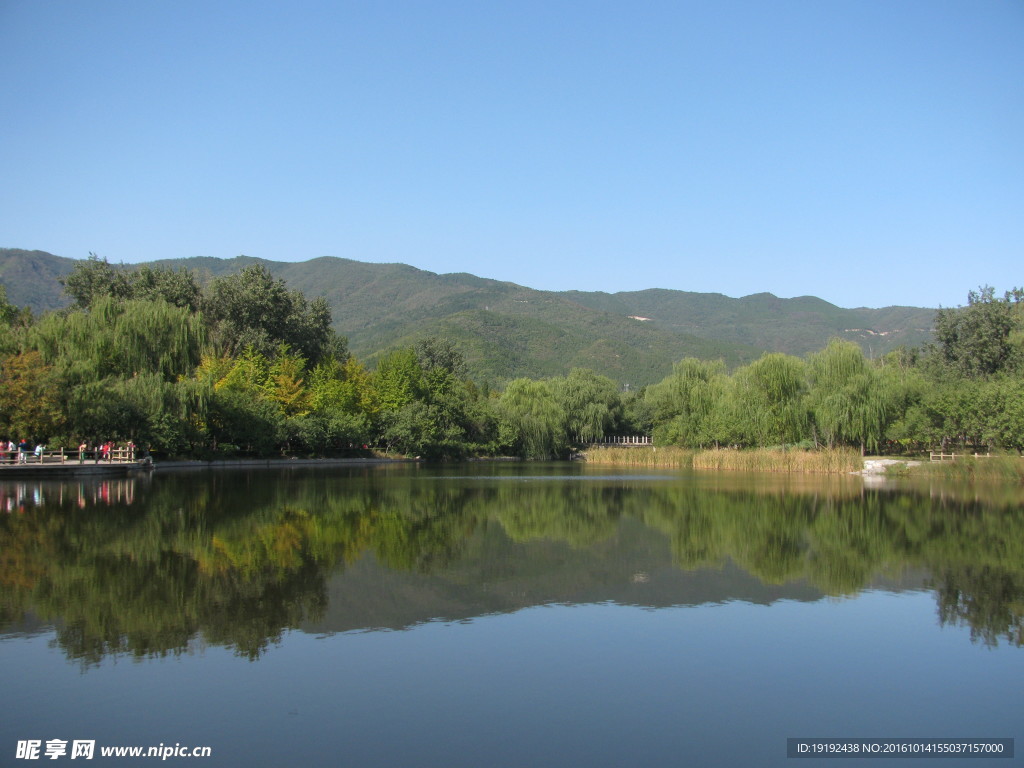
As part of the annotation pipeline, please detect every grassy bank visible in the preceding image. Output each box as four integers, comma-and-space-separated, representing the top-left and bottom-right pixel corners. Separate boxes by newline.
584, 446, 861, 474
906, 455, 1024, 483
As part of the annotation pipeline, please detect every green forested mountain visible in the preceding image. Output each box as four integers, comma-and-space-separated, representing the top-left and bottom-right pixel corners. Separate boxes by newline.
0, 249, 75, 312
559, 288, 934, 357
0, 249, 934, 386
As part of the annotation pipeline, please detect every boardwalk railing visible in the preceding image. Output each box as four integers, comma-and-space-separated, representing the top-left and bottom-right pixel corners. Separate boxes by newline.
1, 446, 138, 465
929, 451, 993, 462
578, 435, 653, 447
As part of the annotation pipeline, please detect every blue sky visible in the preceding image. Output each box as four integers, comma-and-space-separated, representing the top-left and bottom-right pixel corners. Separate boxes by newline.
1, 0, 1021, 309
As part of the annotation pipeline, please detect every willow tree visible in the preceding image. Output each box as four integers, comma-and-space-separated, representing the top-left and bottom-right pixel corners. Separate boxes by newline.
22, 297, 206, 448
731, 353, 808, 446
31, 297, 204, 382
645, 358, 727, 448
64, 373, 209, 453
550, 368, 623, 443
497, 378, 568, 459
807, 339, 902, 454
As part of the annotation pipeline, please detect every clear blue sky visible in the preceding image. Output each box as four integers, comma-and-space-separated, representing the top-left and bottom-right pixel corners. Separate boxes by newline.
1, 0, 1021, 308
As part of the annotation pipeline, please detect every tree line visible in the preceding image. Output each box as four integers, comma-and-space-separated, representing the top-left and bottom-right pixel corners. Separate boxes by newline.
1, 256, 1021, 458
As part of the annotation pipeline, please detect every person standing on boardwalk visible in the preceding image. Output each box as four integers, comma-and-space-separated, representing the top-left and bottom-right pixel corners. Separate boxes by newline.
18, 438, 30, 464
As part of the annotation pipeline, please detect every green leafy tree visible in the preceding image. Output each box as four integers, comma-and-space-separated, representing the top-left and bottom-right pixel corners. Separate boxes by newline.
0, 284, 18, 326
934, 286, 1022, 378
414, 337, 468, 379
0, 350, 62, 440
60, 253, 130, 310
974, 377, 1024, 452
126, 265, 203, 311
61, 255, 203, 312
373, 348, 425, 412
263, 346, 311, 418
204, 388, 284, 456
374, 340, 489, 458
0, 284, 33, 356
203, 264, 338, 363
308, 356, 377, 417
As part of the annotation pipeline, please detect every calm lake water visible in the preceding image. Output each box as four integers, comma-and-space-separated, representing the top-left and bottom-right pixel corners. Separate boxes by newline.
1, 463, 1022, 767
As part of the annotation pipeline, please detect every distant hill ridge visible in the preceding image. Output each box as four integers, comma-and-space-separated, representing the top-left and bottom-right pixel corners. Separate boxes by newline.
0, 248, 935, 387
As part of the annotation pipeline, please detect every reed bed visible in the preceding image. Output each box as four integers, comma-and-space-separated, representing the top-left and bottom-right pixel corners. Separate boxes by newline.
692, 448, 861, 474
583, 446, 861, 474
583, 446, 694, 469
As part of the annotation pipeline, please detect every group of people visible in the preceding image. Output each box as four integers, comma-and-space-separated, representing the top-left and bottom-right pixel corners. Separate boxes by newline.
2, 439, 46, 464
77, 441, 137, 462
0, 440, 139, 465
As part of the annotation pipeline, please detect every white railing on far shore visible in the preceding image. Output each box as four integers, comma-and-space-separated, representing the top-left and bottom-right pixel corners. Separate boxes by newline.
578, 435, 653, 447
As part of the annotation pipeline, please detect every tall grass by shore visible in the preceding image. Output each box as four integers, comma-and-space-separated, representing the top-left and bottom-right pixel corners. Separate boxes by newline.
914, 455, 1024, 483
692, 447, 861, 474
584, 446, 695, 469
583, 446, 861, 474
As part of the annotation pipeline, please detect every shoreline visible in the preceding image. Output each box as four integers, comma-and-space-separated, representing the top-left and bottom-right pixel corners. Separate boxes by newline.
153, 456, 420, 471
0, 461, 152, 477
0, 456, 418, 478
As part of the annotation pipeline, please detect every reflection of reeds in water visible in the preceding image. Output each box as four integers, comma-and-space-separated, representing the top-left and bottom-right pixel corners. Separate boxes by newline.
585, 446, 861, 474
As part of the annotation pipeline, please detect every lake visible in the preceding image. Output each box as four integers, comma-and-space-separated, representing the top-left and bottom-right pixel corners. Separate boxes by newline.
1, 462, 1021, 767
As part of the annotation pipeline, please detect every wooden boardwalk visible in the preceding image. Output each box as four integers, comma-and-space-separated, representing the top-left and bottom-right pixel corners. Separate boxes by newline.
0, 447, 150, 476
2, 446, 138, 465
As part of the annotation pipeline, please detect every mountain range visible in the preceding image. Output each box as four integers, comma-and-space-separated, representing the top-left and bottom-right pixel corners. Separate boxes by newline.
0, 248, 935, 387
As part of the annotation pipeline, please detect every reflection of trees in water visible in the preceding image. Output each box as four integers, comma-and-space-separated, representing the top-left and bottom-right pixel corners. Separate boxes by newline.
49, 544, 328, 664
2, 472, 1023, 663
936, 566, 1024, 648
494, 484, 624, 548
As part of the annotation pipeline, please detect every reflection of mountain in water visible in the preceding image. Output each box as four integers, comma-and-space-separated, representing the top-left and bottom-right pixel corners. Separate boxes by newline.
0, 468, 1020, 662
304, 516, 927, 635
